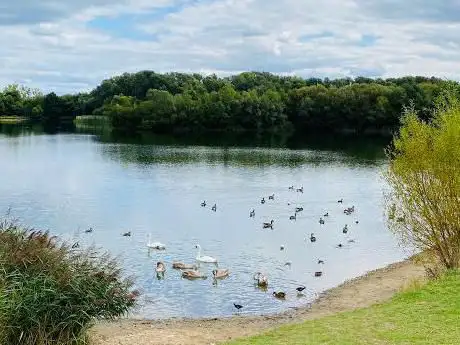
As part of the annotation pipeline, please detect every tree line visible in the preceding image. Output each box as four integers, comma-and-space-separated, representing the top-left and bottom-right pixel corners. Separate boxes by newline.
0, 72, 456, 134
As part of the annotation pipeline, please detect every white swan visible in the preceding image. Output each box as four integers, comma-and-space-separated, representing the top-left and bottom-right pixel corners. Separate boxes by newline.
195, 244, 217, 263
147, 234, 166, 250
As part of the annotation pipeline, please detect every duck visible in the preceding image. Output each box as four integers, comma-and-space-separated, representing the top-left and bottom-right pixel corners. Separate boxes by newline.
261, 197, 266, 204
182, 270, 207, 280
324, 212, 329, 217
296, 186, 304, 193
296, 286, 306, 293
155, 261, 166, 274
343, 224, 349, 234
310, 233, 317, 242
355, 220, 359, 224
254, 272, 268, 287
284, 261, 292, 267
172, 262, 197, 270
250, 209, 255, 218
337, 243, 344, 248
201, 200, 206, 207
288, 186, 294, 190
289, 213, 297, 221
147, 234, 166, 250
273, 291, 286, 299
348, 239, 356, 243
280, 245, 285, 251
85, 227, 93, 234
295, 207, 304, 213
195, 244, 218, 263
211, 204, 217, 212
315, 271, 323, 277
269, 194, 275, 200
213, 269, 230, 279
338, 199, 343, 203
263, 220, 274, 229
122, 231, 131, 237
319, 217, 325, 225
318, 259, 325, 264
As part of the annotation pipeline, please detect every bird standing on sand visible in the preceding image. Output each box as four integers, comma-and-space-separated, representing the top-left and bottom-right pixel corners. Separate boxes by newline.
296, 286, 306, 293
234, 303, 243, 312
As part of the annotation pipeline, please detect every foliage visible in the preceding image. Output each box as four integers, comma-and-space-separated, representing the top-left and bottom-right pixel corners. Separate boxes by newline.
385, 87, 460, 270
227, 271, 460, 345
0, 72, 456, 133
0, 219, 138, 345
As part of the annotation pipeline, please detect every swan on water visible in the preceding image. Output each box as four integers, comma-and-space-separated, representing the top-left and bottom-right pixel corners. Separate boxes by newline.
195, 244, 218, 263
147, 234, 166, 250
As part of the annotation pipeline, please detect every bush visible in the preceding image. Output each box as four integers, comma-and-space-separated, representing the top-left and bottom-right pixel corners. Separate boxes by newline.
0, 219, 138, 345
385, 86, 460, 271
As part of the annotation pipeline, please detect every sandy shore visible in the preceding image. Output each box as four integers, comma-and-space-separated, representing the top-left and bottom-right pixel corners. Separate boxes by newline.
91, 259, 426, 345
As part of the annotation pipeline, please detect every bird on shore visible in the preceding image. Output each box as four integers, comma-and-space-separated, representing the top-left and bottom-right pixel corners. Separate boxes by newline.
122, 231, 131, 237
234, 303, 243, 312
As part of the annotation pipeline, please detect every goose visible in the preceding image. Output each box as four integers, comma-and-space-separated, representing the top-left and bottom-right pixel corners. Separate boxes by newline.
172, 262, 197, 270
289, 213, 297, 221
122, 231, 131, 237
273, 291, 286, 299
295, 207, 304, 213
201, 201, 206, 207
155, 261, 166, 274
147, 234, 166, 250
261, 197, 266, 204
310, 233, 317, 242
296, 186, 304, 193
195, 244, 218, 263
254, 272, 268, 287
85, 227, 93, 234
249, 209, 255, 218
263, 220, 274, 229
269, 194, 275, 200
211, 204, 217, 212
343, 224, 348, 234
182, 270, 207, 280
319, 217, 325, 225
213, 269, 230, 279
233, 303, 243, 311
315, 271, 323, 277
296, 286, 306, 293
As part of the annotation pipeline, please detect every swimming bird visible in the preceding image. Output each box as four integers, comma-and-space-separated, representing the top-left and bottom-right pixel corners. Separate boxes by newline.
85, 227, 93, 234
195, 244, 218, 263
343, 224, 348, 234
318, 259, 325, 264
348, 239, 356, 243
315, 271, 323, 277
296, 286, 306, 293
212, 204, 217, 212
213, 269, 230, 279
250, 209, 255, 218
296, 186, 304, 193
254, 272, 268, 287
310, 233, 317, 242
319, 217, 325, 225
273, 291, 286, 299
324, 212, 329, 217
355, 220, 359, 224
261, 197, 266, 204
338, 199, 343, 203
289, 213, 297, 221
147, 234, 166, 250
155, 261, 166, 274
263, 220, 274, 229
280, 245, 285, 251
285, 261, 292, 267
71, 242, 79, 249
269, 194, 275, 200
122, 231, 131, 237
201, 201, 206, 207
182, 270, 207, 279
295, 207, 304, 213
288, 186, 294, 190
337, 243, 343, 248
233, 303, 243, 311
172, 262, 197, 270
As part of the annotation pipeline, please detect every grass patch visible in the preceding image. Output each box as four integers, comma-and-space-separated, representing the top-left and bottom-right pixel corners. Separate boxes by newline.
0, 116, 27, 124
228, 271, 460, 345
74, 115, 111, 129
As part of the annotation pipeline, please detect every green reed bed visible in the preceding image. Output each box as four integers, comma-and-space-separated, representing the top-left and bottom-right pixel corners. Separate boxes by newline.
0, 219, 138, 345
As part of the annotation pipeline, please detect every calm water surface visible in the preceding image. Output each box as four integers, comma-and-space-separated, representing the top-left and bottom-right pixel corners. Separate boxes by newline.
0, 126, 409, 319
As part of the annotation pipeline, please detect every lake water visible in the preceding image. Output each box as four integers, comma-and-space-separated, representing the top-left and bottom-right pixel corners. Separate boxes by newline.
0, 125, 409, 319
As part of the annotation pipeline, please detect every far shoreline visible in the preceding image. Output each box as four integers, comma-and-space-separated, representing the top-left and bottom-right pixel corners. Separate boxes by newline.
91, 257, 426, 345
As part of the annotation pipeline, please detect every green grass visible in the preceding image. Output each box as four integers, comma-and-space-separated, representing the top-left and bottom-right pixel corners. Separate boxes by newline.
228, 271, 460, 345
0, 116, 27, 124
74, 115, 111, 129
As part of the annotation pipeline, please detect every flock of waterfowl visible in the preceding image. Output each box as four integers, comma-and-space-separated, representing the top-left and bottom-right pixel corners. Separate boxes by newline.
78, 185, 359, 314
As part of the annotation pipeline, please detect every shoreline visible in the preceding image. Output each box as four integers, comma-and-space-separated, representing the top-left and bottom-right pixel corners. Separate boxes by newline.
91, 258, 426, 345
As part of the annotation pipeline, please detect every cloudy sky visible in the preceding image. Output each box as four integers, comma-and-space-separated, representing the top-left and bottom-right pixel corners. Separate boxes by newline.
1, 0, 459, 94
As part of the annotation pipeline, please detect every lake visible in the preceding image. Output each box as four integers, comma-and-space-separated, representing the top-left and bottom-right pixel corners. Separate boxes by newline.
0, 125, 409, 319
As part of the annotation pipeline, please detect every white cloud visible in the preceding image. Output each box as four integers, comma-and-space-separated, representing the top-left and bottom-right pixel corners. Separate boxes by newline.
0, 0, 459, 94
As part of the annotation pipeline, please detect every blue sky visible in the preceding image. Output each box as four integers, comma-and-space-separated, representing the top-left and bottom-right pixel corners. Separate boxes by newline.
0, 0, 459, 94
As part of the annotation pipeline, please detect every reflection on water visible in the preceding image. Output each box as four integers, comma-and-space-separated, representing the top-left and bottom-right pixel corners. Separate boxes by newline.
0, 125, 408, 319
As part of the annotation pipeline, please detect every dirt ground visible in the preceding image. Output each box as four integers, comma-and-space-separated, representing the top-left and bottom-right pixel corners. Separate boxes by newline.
91, 259, 426, 345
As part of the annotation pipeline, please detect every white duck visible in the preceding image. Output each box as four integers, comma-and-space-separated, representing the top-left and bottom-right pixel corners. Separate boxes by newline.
147, 234, 166, 250
195, 244, 218, 264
